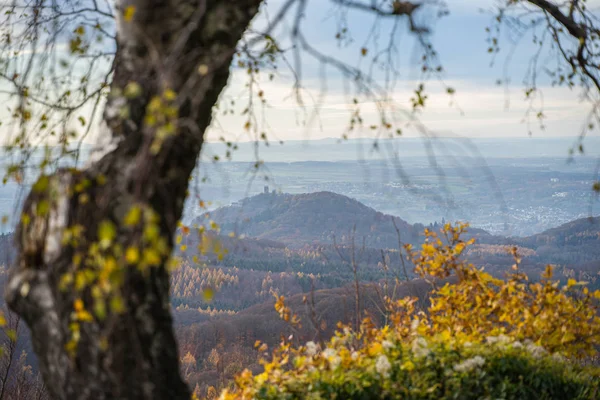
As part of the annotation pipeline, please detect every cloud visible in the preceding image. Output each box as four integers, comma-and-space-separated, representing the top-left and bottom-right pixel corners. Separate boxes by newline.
206, 70, 593, 142
0, 0, 594, 148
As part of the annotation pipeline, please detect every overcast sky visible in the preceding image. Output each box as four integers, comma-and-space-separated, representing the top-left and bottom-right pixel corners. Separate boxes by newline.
206, 0, 599, 142
0, 0, 598, 145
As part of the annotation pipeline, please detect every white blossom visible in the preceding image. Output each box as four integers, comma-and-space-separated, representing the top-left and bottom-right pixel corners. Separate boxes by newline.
410, 319, 420, 332
525, 342, 547, 359
511, 341, 523, 349
322, 348, 336, 359
305, 341, 318, 356
486, 334, 510, 346
322, 348, 341, 369
411, 337, 430, 358
453, 356, 485, 373
382, 340, 394, 350
329, 355, 341, 369
375, 355, 392, 377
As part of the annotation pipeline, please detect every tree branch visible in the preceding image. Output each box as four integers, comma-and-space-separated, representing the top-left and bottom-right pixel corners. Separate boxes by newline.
526, 0, 585, 38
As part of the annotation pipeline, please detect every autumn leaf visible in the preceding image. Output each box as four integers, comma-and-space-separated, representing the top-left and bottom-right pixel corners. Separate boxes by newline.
125, 247, 140, 264
202, 287, 215, 302
124, 205, 141, 226
98, 220, 117, 248
123, 6, 136, 22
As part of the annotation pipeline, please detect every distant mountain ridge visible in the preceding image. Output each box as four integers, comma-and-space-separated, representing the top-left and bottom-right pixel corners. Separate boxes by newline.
194, 191, 418, 248
515, 216, 600, 267
193, 191, 490, 249
522, 216, 600, 246
193, 191, 600, 263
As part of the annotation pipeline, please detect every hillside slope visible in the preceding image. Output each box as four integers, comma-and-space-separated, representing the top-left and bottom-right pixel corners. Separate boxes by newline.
518, 216, 600, 266
521, 216, 600, 247
196, 191, 426, 248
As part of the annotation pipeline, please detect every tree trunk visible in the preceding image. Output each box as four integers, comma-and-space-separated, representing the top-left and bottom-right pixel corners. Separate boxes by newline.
5, 1, 262, 398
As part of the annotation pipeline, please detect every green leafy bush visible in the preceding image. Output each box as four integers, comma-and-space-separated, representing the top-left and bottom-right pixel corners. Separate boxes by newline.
226, 338, 599, 400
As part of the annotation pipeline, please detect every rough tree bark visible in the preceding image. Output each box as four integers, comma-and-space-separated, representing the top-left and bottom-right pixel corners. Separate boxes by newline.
5, 1, 262, 398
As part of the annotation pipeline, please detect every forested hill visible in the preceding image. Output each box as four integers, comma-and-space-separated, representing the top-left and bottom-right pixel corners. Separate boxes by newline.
193, 191, 493, 249
194, 191, 422, 248
513, 216, 600, 266
521, 216, 600, 247
191, 191, 600, 268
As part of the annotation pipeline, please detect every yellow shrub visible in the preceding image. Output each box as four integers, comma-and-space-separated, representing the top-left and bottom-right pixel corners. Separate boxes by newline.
221, 223, 600, 400
401, 223, 600, 358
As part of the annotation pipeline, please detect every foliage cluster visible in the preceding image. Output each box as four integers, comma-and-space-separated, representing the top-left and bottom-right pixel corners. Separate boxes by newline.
221, 223, 600, 400
225, 336, 599, 400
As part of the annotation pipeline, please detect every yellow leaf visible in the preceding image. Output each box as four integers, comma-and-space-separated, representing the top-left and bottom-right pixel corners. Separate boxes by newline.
367, 342, 382, 356
202, 287, 215, 302
124, 82, 142, 99
76, 310, 94, 322
98, 220, 116, 247
163, 89, 177, 101
401, 360, 415, 371
74, 298, 84, 312
32, 175, 49, 193
123, 6, 136, 22
104, 257, 117, 273
124, 205, 141, 226
36, 200, 50, 216
20, 213, 30, 226
73, 253, 82, 266
143, 248, 161, 266
6, 329, 16, 342
125, 247, 140, 264
144, 224, 160, 242
110, 295, 125, 313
